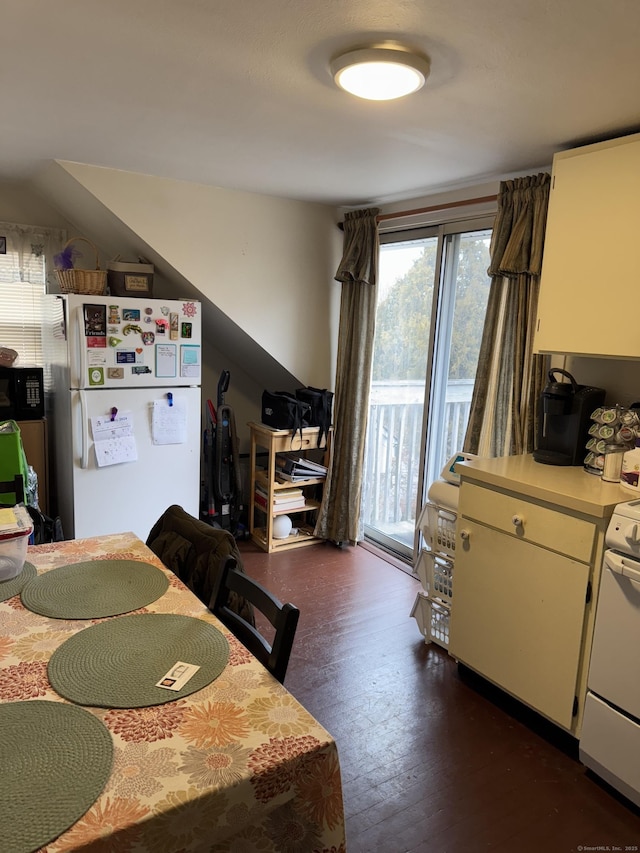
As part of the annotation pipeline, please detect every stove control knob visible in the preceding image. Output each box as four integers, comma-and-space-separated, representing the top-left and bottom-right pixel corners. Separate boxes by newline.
624, 522, 640, 547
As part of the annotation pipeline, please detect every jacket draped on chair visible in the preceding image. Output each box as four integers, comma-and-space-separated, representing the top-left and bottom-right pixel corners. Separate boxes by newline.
146, 504, 255, 626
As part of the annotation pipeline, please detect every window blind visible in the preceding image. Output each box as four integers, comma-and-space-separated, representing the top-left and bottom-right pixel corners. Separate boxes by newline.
0, 222, 66, 366
0, 258, 46, 365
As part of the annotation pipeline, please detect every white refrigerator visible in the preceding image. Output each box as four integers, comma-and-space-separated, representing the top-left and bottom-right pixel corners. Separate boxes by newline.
44, 293, 202, 541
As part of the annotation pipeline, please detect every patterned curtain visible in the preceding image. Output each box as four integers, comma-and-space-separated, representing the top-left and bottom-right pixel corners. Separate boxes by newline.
315, 208, 379, 544
464, 174, 550, 457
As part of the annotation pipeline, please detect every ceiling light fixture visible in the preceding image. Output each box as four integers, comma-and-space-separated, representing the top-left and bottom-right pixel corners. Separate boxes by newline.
331, 44, 431, 101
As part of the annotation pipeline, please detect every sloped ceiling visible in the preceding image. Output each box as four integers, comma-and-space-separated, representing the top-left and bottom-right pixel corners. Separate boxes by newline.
34, 160, 336, 393
3, 0, 640, 206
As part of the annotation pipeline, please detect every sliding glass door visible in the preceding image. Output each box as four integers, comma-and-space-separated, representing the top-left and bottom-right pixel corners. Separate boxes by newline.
362, 218, 493, 562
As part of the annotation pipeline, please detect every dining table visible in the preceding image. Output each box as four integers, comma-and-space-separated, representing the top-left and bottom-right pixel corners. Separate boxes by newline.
0, 531, 346, 853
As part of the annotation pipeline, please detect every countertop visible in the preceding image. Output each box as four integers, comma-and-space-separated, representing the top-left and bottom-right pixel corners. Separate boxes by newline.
457, 453, 633, 518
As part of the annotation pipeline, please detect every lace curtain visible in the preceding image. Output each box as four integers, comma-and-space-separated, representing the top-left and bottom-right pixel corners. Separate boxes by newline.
0, 221, 66, 290
0, 222, 66, 363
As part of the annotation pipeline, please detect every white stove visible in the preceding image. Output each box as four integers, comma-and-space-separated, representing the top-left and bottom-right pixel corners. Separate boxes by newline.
580, 499, 640, 807
604, 498, 640, 558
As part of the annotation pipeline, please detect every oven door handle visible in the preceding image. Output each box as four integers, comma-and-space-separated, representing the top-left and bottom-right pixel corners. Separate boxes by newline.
605, 550, 640, 584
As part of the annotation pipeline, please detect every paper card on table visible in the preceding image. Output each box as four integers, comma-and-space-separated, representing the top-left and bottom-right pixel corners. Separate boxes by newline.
152, 397, 187, 444
180, 345, 200, 379
91, 411, 138, 467
156, 661, 201, 691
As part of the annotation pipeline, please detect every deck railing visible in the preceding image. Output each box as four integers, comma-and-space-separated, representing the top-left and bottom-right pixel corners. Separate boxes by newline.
362, 380, 473, 529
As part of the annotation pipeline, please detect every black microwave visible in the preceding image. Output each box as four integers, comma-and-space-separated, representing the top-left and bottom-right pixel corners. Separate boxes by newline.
0, 366, 44, 421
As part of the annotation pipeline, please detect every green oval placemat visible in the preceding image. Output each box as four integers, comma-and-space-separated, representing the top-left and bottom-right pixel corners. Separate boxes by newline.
0, 560, 37, 602
48, 613, 229, 708
0, 700, 113, 853
21, 559, 169, 619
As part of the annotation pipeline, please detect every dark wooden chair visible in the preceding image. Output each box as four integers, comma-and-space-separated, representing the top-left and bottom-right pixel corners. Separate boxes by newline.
212, 556, 300, 684
0, 473, 24, 505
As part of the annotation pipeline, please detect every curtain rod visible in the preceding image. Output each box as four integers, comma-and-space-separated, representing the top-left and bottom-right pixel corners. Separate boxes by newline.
338, 193, 498, 229
377, 194, 498, 223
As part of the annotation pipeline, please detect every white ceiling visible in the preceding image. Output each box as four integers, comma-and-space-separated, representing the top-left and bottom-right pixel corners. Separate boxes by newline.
4, 0, 640, 206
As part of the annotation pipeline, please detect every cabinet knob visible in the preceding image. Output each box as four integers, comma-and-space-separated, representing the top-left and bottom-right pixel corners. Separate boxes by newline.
459, 529, 470, 541
511, 514, 524, 528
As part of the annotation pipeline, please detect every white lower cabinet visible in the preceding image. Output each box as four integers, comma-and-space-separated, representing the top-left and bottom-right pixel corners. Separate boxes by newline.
449, 519, 589, 729
447, 456, 625, 736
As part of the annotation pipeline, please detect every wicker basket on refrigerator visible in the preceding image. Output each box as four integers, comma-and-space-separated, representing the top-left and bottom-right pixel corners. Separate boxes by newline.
55, 237, 107, 295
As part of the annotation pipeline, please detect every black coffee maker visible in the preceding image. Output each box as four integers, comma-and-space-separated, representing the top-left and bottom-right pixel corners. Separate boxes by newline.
533, 369, 606, 466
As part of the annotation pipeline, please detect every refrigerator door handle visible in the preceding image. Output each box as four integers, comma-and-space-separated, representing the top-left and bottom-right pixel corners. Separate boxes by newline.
79, 390, 89, 469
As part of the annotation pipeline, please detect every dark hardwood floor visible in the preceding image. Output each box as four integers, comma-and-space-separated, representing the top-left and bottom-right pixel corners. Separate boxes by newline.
238, 538, 640, 853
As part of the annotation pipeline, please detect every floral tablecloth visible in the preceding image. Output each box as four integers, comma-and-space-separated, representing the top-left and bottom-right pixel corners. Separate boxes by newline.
0, 533, 346, 853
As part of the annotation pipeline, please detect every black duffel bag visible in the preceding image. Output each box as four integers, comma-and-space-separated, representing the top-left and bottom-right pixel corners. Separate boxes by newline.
261, 391, 311, 442
296, 386, 333, 447
25, 504, 64, 544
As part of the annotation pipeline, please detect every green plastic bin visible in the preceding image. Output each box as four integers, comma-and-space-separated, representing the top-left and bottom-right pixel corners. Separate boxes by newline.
0, 420, 29, 505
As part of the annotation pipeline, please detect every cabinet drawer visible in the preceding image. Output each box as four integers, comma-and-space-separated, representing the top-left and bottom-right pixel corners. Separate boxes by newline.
459, 482, 596, 563
267, 430, 327, 455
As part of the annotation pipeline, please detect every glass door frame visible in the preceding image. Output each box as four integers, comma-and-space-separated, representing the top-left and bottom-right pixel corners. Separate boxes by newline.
363, 216, 495, 566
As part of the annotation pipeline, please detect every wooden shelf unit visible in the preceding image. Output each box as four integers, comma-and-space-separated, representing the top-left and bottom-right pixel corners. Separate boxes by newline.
248, 421, 331, 553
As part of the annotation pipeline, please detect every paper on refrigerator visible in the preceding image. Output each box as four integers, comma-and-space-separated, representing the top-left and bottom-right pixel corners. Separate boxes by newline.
90, 412, 138, 467
152, 398, 187, 444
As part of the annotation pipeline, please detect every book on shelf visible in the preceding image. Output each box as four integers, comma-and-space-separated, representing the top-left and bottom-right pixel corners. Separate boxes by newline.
255, 484, 303, 503
254, 491, 306, 512
275, 454, 328, 477
273, 500, 307, 511
274, 486, 304, 499
275, 470, 319, 484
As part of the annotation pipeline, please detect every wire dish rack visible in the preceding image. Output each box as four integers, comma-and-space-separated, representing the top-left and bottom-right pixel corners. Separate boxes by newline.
412, 494, 459, 648
416, 549, 454, 606
410, 591, 451, 648
422, 503, 457, 558
412, 453, 477, 648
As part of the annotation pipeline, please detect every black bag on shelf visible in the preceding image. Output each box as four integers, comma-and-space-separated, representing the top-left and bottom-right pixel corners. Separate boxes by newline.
296, 386, 333, 447
261, 391, 311, 442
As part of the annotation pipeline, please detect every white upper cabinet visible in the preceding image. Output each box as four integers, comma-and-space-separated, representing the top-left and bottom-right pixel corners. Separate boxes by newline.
535, 132, 640, 358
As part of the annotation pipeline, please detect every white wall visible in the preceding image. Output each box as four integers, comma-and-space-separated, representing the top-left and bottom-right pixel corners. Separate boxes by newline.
0, 181, 73, 228
29, 161, 343, 451
560, 356, 640, 408
36, 161, 342, 391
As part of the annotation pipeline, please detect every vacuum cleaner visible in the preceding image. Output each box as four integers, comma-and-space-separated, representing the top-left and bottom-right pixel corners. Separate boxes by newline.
204, 370, 242, 533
